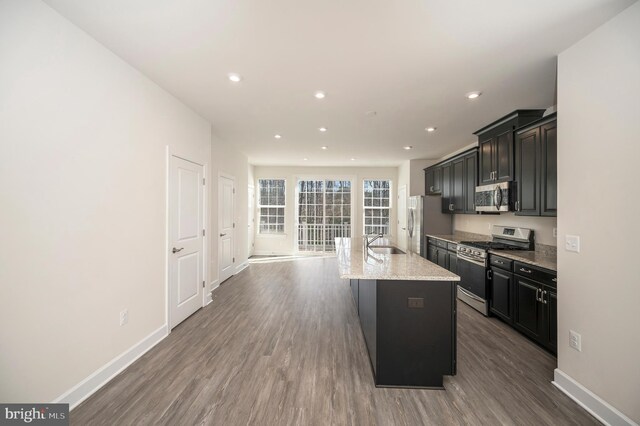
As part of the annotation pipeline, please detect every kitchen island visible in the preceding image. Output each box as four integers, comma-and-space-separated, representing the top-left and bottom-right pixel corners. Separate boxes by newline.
335, 237, 460, 389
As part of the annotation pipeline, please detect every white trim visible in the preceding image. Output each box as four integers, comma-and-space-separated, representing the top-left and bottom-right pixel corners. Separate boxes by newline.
218, 172, 236, 283
54, 325, 168, 411
210, 278, 220, 292
552, 369, 637, 426
235, 260, 249, 274
251, 250, 294, 256
204, 291, 213, 306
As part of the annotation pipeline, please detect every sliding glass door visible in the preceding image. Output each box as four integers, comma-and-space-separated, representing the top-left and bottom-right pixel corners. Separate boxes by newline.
297, 179, 352, 252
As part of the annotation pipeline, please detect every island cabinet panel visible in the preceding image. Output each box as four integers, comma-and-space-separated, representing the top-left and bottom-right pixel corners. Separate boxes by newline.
358, 279, 377, 373
355, 279, 457, 388
349, 279, 359, 312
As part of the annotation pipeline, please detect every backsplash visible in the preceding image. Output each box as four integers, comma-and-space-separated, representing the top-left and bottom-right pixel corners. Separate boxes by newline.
453, 213, 558, 246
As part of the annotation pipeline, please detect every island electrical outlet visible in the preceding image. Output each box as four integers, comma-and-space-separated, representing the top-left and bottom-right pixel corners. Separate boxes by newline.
408, 297, 424, 309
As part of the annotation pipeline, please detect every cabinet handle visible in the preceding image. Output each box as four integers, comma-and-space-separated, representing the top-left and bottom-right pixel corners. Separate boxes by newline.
552, 278, 557, 282
515, 201, 520, 211
542, 290, 548, 304
450, 203, 454, 211
496, 260, 504, 264
519, 267, 532, 274
535, 288, 542, 302
430, 185, 434, 192
487, 269, 493, 280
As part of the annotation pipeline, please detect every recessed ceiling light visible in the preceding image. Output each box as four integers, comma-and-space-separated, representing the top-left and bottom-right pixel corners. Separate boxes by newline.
303, 157, 308, 161
321, 146, 328, 150
426, 127, 437, 132
314, 91, 326, 99
228, 73, 242, 83
351, 158, 356, 161
274, 134, 282, 139
466, 91, 482, 99
318, 127, 328, 132
403, 146, 413, 150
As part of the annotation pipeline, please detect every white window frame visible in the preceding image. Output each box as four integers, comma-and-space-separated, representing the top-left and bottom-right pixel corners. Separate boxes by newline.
362, 179, 393, 236
257, 178, 286, 235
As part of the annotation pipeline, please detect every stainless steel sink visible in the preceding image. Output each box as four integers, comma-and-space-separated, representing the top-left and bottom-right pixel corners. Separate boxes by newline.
369, 246, 406, 255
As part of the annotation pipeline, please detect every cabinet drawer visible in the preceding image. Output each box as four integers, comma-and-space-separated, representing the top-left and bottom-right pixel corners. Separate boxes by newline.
436, 239, 448, 249
490, 255, 513, 271
447, 242, 457, 251
514, 261, 556, 287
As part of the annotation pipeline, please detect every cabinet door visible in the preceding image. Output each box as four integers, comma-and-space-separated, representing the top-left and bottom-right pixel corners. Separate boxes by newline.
490, 268, 513, 323
479, 137, 495, 184
495, 130, 514, 182
541, 121, 557, 216
433, 166, 442, 194
427, 244, 437, 263
463, 151, 478, 214
448, 252, 458, 274
452, 158, 465, 213
441, 162, 453, 213
514, 276, 543, 341
425, 168, 435, 195
545, 286, 557, 353
515, 127, 541, 216
436, 249, 449, 269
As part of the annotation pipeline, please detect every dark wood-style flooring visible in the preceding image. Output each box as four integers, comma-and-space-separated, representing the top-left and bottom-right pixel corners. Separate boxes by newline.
71, 257, 597, 425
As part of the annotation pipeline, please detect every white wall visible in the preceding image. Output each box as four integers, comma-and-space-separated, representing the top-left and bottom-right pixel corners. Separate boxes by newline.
210, 132, 250, 288
253, 166, 398, 255
454, 214, 557, 246
557, 2, 640, 422
0, 0, 211, 403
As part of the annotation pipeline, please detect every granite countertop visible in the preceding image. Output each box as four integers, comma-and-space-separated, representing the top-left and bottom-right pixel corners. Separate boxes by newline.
426, 232, 557, 272
335, 237, 460, 281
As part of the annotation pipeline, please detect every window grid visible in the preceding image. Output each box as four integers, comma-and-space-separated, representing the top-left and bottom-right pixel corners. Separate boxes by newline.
363, 179, 391, 236
258, 179, 285, 234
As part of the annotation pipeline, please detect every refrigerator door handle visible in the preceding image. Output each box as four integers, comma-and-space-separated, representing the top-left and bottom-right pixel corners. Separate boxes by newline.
407, 210, 414, 238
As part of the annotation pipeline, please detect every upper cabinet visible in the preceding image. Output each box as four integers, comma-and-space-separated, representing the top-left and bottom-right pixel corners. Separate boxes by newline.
425, 148, 478, 215
475, 110, 546, 185
514, 114, 557, 217
425, 165, 442, 195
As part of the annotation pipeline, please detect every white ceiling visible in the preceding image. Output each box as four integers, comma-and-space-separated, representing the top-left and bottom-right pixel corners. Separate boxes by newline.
45, 0, 634, 166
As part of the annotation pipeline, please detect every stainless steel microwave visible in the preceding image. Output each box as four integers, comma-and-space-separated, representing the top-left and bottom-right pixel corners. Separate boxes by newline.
475, 182, 511, 212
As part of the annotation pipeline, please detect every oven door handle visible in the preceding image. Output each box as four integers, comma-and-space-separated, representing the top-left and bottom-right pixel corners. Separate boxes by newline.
458, 286, 485, 303
457, 252, 486, 267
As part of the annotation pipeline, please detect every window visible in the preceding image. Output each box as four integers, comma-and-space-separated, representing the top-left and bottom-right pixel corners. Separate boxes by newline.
363, 179, 391, 235
258, 179, 285, 234
297, 179, 352, 252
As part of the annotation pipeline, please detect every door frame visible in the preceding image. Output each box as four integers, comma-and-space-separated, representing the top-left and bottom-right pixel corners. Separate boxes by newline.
165, 147, 208, 333
397, 184, 407, 250
248, 183, 255, 257
218, 172, 236, 283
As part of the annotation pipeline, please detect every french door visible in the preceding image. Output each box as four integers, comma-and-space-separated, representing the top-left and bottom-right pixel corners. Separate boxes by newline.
296, 179, 352, 252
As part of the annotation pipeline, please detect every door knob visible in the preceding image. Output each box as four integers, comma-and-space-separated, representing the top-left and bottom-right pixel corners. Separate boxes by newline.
220, 233, 227, 237
172, 247, 184, 253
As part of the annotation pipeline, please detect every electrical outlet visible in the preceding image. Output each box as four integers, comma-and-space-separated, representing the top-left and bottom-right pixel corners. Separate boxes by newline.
553, 228, 558, 238
407, 297, 424, 309
488, 223, 492, 230
120, 309, 128, 326
565, 235, 581, 253
569, 330, 582, 351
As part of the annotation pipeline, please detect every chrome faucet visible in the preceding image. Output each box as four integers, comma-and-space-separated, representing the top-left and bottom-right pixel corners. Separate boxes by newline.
365, 233, 384, 248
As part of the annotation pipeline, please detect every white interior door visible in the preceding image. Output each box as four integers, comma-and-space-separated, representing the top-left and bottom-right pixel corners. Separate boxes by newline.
169, 156, 204, 329
248, 185, 255, 257
219, 175, 235, 283
397, 185, 407, 250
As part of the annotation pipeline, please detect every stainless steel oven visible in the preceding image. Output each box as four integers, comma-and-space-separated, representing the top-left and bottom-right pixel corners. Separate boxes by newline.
456, 249, 489, 316
475, 181, 511, 212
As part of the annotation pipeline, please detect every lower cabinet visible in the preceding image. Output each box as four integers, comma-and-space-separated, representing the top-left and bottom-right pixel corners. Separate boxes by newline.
427, 238, 457, 274
489, 256, 557, 354
436, 249, 449, 269
448, 252, 458, 274
352, 278, 457, 387
489, 267, 513, 323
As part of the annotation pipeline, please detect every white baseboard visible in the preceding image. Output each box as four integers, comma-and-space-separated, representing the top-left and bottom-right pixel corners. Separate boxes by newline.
235, 261, 249, 274
251, 250, 293, 256
210, 278, 220, 292
553, 369, 637, 426
204, 291, 213, 306
54, 325, 168, 410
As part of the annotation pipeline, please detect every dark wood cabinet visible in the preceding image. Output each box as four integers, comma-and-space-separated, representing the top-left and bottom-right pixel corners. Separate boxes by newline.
541, 121, 557, 216
441, 163, 452, 213
448, 252, 458, 274
425, 166, 442, 195
512, 264, 557, 354
489, 267, 514, 323
353, 278, 457, 388
427, 243, 437, 263
515, 114, 557, 217
350, 279, 359, 312
436, 248, 449, 269
475, 110, 546, 186
451, 158, 465, 213
463, 151, 478, 213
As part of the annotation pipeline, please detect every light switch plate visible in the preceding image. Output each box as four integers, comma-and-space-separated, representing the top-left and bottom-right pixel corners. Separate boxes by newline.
569, 330, 582, 351
565, 235, 580, 253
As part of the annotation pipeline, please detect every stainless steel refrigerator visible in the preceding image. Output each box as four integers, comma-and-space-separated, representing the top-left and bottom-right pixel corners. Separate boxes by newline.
407, 196, 453, 257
